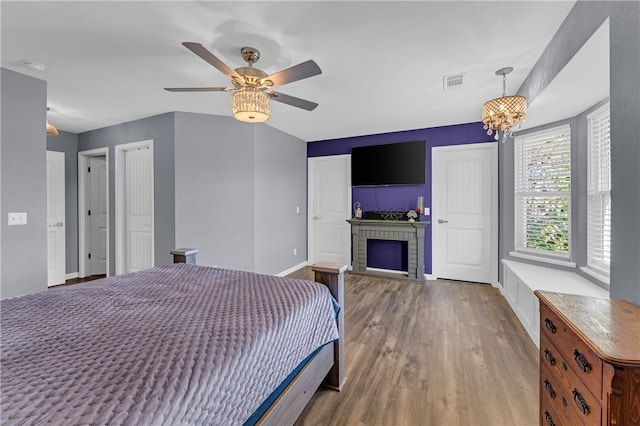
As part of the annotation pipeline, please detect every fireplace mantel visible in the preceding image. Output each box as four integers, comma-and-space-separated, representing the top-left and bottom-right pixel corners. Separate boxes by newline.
347, 219, 429, 283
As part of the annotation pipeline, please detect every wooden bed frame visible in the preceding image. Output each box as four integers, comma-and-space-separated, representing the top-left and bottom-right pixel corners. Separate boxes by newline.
256, 262, 347, 425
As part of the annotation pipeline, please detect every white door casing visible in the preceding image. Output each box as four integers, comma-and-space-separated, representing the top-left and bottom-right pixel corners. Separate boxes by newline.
432, 143, 498, 285
308, 155, 351, 265
46, 151, 66, 286
89, 156, 107, 275
78, 148, 109, 278
115, 140, 154, 274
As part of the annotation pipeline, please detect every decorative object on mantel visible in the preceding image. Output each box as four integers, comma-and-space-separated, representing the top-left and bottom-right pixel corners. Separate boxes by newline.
353, 202, 362, 219
482, 67, 527, 142
416, 196, 424, 215
407, 210, 418, 222
363, 210, 413, 221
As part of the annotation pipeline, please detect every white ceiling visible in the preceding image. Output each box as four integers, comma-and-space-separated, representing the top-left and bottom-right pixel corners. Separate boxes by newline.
2, 0, 607, 142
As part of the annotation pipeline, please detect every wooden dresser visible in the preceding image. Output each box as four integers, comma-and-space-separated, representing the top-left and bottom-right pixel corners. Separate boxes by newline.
535, 291, 640, 426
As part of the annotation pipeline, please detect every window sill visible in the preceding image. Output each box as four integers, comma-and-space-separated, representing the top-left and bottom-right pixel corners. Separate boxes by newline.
580, 266, 610, 286
509, 251, 576, 268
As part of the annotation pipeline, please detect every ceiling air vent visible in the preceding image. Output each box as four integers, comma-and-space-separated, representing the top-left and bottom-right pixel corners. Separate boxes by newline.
443, 73, 466, 90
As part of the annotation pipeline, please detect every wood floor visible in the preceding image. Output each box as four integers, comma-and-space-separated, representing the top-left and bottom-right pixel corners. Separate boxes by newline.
54, 274, 106, 287
288, 268, 540, 426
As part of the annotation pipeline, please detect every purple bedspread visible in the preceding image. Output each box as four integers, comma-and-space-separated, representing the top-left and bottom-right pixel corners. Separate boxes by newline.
1, 263, 339, 425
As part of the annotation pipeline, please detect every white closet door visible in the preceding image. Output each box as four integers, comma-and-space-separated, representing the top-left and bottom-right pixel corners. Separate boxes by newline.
308, 155, 351, 265
124, 146, 153, 273
89, 156, 107, 275
433, 143, 497, 285
47, 151, 66, 286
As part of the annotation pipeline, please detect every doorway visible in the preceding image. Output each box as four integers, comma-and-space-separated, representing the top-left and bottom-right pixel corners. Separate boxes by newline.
115, 140, 154, 274
78, 148, 109, 278
432, 142, 498, 285
307, 155, 351, 265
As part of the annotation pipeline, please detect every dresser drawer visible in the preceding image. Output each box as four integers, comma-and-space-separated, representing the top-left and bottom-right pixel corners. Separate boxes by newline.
540, 302, 603, 398
541, 364, 574, 426
540, 333, 602, 426
540, 390, 570, 426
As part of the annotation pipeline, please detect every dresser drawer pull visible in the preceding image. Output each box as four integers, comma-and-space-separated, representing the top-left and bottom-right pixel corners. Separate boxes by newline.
572, 388, 591, 415
573, 349, 592, 373
543, 379, 556, 398
544, 318, 557, 334
544, 410, 556, 426
544, 348, 556, 366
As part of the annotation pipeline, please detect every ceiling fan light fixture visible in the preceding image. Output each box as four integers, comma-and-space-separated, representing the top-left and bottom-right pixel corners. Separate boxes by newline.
482, 67, 527, 142
232, 88, 271, 123
46, 121, 59, 136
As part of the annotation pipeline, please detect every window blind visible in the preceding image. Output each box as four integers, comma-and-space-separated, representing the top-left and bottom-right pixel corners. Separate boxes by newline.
587, 104, 611, 276
514, 124, 571, 257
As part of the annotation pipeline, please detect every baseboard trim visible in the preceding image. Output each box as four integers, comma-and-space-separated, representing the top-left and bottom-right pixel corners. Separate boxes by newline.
276, 261, 309, 277
65, 272, 79, 280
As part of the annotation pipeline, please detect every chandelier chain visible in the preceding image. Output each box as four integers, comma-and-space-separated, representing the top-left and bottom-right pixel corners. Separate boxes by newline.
502, 73, 507, 97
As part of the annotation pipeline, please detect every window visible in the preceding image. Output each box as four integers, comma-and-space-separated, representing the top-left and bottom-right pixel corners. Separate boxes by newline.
586, 103, 611, 280
514, 124, 571, 262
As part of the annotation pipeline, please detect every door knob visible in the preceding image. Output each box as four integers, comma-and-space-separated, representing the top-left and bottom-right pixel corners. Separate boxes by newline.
312, 216, 320, 220
438, 219, 449, 224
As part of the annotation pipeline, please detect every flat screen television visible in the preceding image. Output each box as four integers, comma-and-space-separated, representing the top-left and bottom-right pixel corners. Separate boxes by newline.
351, 140, 426, 186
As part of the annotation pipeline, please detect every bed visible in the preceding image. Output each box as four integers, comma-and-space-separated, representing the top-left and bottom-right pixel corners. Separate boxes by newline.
0, 261, 346, 425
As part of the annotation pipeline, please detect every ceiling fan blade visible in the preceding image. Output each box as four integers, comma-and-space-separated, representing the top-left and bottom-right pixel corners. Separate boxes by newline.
264, 60, 322, 88
164, 87, 232, 92
182, 42, 240, 79
268, 91, 318, 111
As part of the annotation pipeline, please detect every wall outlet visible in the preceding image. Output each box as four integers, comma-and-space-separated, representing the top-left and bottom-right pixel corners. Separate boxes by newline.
296, 206, 300, 214
8, 212, 27, 225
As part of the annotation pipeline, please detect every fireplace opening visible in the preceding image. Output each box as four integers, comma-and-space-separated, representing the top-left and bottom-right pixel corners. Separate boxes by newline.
367, 239, 408, 272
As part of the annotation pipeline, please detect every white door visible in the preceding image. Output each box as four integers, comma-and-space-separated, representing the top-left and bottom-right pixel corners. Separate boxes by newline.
89, 156, 107, 275
46, 151, 66, 286
308, 155, 351, 265
432, 143, 498, 285
117, 143, 154, 274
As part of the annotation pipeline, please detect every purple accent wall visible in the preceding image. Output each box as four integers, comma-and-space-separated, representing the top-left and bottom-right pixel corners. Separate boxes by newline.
308, 122, 492, 275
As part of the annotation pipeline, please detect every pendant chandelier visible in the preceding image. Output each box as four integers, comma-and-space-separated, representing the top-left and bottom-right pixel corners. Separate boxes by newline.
482, 67, 527, 142
232, 87, 271, 123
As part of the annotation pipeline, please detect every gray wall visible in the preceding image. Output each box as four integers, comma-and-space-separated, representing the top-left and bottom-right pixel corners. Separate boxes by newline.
609, 2, 640, 304
174, 112, 308, 275
77, 113, 176, 275
254, 124, 308, 275
47, 130, 79, 275
1, 68, 48, 298
174, 112, 256, 271
502, 1, 640, 305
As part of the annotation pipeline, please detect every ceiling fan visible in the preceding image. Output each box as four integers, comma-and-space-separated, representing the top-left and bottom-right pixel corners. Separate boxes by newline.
165, 42, 322, 123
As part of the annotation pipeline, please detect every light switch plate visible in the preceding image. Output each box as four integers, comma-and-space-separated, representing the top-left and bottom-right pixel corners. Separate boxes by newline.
424, 207, 430, 216
8, 212, 27, 225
